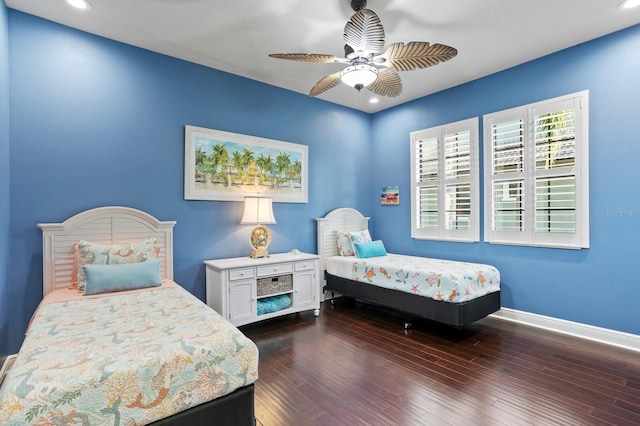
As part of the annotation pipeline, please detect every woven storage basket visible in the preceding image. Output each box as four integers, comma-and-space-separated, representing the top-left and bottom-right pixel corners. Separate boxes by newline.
257, 274, 293, 296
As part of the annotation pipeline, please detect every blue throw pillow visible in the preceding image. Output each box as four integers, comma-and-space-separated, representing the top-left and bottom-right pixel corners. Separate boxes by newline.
83, 260, 162, 295
353, 240, 387, 258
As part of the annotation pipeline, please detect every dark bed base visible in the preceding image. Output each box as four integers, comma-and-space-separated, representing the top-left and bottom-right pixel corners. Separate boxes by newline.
325, 273, 501, 328
150, 383, 255, 426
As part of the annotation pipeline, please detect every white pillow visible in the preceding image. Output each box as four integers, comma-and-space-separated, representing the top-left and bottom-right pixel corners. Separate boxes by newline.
349, 230, 372, 257
75, 238, 160, 292
336, 231, 355, 256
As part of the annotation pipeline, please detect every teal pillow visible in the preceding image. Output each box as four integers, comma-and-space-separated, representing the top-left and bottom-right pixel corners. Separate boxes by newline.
353, 240, 387, 258
349, 230, 372, 257
83, 260, 162, 295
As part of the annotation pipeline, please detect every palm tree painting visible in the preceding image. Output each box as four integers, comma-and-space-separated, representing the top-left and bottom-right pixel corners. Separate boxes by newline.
185, 126, 308, 203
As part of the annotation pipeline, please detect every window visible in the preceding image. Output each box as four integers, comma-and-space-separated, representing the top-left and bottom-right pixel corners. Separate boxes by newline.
411, 118, 479, 242
483, 91, 589, 249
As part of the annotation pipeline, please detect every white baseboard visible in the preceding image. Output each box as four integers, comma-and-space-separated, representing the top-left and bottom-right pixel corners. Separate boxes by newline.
491, 308, 640, 353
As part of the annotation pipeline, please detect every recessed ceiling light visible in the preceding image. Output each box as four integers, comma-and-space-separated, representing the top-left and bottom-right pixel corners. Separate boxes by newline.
620, 0, 640, 9
369, 98, 379, 104
66, 0, 91, 10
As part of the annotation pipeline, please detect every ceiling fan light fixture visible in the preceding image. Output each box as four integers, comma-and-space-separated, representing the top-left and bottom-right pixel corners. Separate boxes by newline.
340, 64, 378, 91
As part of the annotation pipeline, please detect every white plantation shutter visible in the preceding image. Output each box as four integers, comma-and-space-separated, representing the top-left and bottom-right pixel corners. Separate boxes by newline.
414, 137, 438, 230
535, 109, 576, 170
444, 131, 471, 178
533, 107, 577, 236
492, 119, 524, 175
445, 184, 471, 230
417, 137, 438, 182
484, 91, 589, 249
444, 130, 472, 231
492, 179, 524, 232
411, 118, 479, 242
535, 176, 576, 233
417, 186, 438, 230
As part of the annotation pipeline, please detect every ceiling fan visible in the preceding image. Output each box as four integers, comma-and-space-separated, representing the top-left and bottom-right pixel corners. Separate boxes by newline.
269, 0, 458, 98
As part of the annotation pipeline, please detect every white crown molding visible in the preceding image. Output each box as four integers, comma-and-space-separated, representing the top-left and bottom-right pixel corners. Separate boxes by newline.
491, 308, 640, 353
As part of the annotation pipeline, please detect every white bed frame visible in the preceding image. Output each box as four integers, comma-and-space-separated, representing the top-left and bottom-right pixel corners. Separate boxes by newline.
316, 207, 370, 274
316, 207, 501, 327
38, 206, 176, 297
35, 206, 257, 426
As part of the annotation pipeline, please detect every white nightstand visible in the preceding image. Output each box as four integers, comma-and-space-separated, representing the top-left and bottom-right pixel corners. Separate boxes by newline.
204, 252, 321, 327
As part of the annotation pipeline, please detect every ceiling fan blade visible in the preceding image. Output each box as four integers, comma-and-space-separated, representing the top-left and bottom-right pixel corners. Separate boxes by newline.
269, 53, 346, 64
367, 68, 401, 97
375, 42, 458, 72
343, 9, 385, 55
309, 72, 342, 97
344, 44, 354, 57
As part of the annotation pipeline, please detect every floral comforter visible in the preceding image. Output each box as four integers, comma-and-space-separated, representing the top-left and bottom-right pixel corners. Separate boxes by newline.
0, 286, 259, 425
351, 254, 500, 303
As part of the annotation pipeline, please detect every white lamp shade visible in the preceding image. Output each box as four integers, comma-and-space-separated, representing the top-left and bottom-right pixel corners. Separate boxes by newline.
241, 197, 276, 224
340, 64, 379, 88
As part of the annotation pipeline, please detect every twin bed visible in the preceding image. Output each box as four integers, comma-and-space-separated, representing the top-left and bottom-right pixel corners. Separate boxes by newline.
0, 207, 258, 426
0, 205, 500, 424
317, 208, 501, 328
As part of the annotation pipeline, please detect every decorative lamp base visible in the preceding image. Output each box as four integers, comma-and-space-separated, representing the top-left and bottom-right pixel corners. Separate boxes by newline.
248, 225, 272, 259
250, 247, 269, 259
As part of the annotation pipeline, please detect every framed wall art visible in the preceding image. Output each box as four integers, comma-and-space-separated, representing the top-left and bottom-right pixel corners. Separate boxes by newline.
381, 186, 399, 205
184, 125, 308, 203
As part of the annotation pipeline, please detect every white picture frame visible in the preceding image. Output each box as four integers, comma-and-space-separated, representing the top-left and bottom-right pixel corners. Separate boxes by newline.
184, 125, 308, 203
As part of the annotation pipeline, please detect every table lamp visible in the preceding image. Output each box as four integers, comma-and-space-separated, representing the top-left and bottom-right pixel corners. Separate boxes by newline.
241, 197, 276, 258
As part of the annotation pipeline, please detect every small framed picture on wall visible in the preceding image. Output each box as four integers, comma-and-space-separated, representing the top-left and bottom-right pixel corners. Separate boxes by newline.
381, 186, 399, 205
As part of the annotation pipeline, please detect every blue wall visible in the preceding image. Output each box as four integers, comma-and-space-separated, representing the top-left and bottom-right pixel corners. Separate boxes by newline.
5, 10, 640, 353
6, 11, 371, 353
0, 1, 10, 360
370, 24, 640, 335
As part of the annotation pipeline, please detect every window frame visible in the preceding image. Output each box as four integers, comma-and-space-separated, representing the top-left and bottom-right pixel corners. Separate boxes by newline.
410, 117, 480, 242
483, 91, 589, 249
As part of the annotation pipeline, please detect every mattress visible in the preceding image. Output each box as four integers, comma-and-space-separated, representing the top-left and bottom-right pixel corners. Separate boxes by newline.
326, 253, 500, 303
0, 282, 259, 425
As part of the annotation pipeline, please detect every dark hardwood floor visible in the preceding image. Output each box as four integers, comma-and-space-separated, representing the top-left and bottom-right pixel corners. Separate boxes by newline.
241, 298, 640, 426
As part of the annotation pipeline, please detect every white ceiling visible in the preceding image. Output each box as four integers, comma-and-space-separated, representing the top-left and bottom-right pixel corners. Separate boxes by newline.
6, 0, 640, 113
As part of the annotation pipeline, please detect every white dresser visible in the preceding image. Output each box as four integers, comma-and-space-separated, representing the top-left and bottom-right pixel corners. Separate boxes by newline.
204, 252, 321, 327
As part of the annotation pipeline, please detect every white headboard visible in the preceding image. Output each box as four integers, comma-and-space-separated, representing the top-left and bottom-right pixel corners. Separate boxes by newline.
38, 206, 176, 297
316, 208, 370, 273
